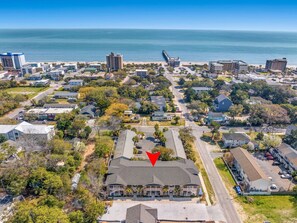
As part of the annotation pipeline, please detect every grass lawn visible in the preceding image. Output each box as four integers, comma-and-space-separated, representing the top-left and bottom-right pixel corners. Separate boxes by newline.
214, 157, 297, 223
2, 86, 49, 99
194, 145, 215, 204
236, 195, 297, 223
217, 76, 232, 82
55, 99, 70, 104
214, 157, 236, 195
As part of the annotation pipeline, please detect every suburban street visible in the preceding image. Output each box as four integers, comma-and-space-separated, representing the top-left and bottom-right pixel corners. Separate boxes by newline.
165, 71, 242, 223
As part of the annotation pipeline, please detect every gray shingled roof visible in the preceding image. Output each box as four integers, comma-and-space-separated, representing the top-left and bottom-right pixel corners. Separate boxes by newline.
286, 125, 297, 135
222, 133, 250, 142
192, 87, 212, 91
126, 204, 158, 223
230, 148, 268, 182
215, 94, 230, 103
114, 130, 137, 159
106, 158, 200, 186
164, 129, 187, 159
277, 143, 297, 169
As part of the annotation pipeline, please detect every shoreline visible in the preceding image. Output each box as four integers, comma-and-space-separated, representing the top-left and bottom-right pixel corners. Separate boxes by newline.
25, 60, 297, 68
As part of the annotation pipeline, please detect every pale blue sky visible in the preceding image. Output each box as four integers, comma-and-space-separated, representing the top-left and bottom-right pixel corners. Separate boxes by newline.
0, 0, 296, 31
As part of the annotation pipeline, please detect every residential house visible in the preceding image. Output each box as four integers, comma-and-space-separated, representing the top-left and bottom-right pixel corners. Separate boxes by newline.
222, 133, 250, 148
230, 148, 270, 192
105, 158, 200, 197
48, 69, 65, 81
0, 121, 55, 142
63, 64, 78, 71
64, 79, 84, 90
80, 105, 97, 118
125, 204, 157, 223
205, 112, 227, 124
151, 111, 172, 121
27, 73, 43, 80
43, 103, 78, 109
31, 79, 50, 87
270, 143, 297, 173
87, 63, 101, 71
192, 87, 212, 94
45, 108, 74, 120
54, 91, 78, 99
135, 69, 148, 77
214, 94, 233, 112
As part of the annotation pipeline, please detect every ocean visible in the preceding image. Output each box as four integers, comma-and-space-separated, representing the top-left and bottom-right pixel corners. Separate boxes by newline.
0, 29, 297, 65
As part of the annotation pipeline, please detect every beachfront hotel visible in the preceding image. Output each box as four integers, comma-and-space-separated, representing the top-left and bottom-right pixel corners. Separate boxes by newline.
265, 58, 287, 72
106, 52, 123, 71
0, 52, 26, 70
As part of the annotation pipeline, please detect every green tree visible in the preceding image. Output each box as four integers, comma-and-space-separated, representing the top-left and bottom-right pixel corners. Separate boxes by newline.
229, 104, 244, 119
152, 146, 174, 161
172, 116, 181, 125
210, 121, 221, 140
284, 129, 297, 149
48, 138, 72, 154
28, 168, 63, 195
262, 135, 282, 149
255, 132, 264, 141
69, 211, 84, 223
94, 136, 114, 158
1, 166, 28, 195
11, 201, 70, 223
139, 101, 159, 114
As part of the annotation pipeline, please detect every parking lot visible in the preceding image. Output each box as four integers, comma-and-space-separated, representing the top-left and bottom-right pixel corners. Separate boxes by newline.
253, 152, 296, 191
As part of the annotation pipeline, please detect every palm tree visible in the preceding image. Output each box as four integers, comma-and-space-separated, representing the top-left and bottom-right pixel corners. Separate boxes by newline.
136, 185, 143, 196
174, 186, 181, 196
125, 186, 133, 196
162, 186, 169, 196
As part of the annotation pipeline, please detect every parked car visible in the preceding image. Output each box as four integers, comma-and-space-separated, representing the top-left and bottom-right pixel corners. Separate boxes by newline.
272, 161, 280, 166
281, 174, 291, 179
236, 176, 243, 181
270, 184, 278, 190
267, 156, 274, 160
279, 170, 288, 175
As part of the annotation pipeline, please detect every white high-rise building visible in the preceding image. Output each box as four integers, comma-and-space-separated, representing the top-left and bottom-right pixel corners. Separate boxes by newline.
0, 52, 26, 70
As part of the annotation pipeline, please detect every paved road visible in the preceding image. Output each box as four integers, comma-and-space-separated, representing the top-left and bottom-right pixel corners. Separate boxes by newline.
165, 70, 242, 223
3, 83, 61, 119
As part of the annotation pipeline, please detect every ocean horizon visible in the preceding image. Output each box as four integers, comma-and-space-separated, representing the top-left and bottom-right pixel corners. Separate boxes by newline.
1, 29, 297, 65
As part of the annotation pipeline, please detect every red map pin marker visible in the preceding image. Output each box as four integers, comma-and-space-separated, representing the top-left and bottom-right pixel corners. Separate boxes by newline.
146, 151, 160, 167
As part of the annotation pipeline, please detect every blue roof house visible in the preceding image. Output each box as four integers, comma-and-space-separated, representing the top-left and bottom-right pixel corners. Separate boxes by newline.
214, 94, 233, 112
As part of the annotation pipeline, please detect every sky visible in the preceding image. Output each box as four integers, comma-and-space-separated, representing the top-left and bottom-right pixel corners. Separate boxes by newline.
0, 0, 297, 31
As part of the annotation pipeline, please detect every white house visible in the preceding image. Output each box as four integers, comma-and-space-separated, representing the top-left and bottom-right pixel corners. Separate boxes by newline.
69, 79, 84, 86
0, 121, 55, 142
135, 69, 148, 77
192, 87, 212, 94
222, 133, 250, 148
